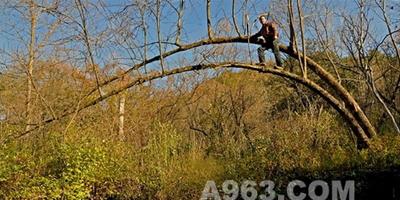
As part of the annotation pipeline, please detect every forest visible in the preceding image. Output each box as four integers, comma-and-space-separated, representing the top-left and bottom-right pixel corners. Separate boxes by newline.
0, 0, 399, 199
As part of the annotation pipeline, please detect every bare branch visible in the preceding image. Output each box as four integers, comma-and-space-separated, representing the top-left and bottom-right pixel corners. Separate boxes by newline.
232, 0, 241, 37
75, 0, 103, 97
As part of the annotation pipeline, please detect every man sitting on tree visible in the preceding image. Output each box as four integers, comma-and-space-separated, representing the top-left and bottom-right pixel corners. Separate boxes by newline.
251, 14, 283, 69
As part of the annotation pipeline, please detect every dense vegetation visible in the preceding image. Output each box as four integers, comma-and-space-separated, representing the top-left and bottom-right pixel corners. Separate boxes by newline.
1, 61, 399, 199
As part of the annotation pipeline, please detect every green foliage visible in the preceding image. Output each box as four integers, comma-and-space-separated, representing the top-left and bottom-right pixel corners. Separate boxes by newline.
0, 70, 399, 199
0, 116, 399, 199
135, 121, 224, 199
0, 140, 108, 199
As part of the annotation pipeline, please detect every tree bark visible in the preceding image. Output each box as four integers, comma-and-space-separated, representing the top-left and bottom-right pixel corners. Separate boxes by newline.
206, 0, 213, 39
118, 92, 126, 140
26, 0, 37, 132
296, 0, 307, 78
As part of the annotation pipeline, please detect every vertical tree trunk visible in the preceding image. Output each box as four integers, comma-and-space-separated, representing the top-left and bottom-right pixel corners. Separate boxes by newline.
288, 0, 305, 76
156, 0, 165, 73
206, 0, 213, 39
26, 0, 37, 132
176, 0, 185, 44
287, 0, 296, 50
296, 0, 307, 78
118, 92, 126, 140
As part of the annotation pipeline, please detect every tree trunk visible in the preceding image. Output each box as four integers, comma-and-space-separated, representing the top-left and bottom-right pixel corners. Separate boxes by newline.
280, 46, 377, 138
26, 1, 37, 132
118, 92, 126, 140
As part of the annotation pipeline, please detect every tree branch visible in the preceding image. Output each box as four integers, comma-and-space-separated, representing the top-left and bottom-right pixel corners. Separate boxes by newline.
232, 0, 241, 37
7, 62, 370, 148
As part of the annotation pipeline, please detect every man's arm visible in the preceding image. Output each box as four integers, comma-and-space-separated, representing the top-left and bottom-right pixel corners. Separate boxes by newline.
270, 22, 279, 39
250, 28, 262, 43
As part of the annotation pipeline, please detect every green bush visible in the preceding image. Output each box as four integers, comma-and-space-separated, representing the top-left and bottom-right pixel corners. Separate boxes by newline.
0, 139, 109, 199
1, 115, 399, 199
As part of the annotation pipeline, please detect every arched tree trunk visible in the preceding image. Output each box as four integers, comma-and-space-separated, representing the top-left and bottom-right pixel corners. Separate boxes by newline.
279, 46, 377, 138
87, 36, 377, 139
11, 63, 371, 148
9, 36, 377, 148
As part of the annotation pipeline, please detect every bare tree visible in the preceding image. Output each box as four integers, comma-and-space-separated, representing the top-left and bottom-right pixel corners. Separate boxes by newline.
25, 0, 37, 131
2, 0, 61, 131
74, 0, 103, 97
287, 0, 307, 77
156, 0, 165, 73
341, 0, 400, 133
309, 3, 342, 83
375, 0, 400, 129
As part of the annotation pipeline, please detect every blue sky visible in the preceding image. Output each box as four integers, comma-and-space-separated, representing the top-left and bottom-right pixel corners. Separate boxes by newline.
0, 0, 398, 72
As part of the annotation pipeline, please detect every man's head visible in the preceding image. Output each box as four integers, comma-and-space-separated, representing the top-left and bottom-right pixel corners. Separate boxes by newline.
259, 15, 268, 25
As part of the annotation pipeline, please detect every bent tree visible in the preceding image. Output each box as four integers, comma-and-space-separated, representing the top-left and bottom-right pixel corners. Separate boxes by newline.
6, 0, 397, 149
